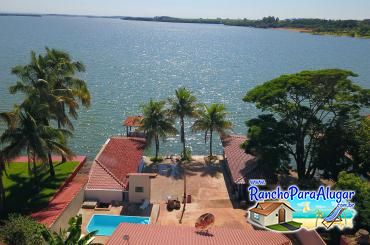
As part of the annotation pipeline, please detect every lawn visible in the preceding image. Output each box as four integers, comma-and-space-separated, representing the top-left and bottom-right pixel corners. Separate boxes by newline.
266, 221, 303, 231
266, 224, 290, 231
2, 161, 78, 216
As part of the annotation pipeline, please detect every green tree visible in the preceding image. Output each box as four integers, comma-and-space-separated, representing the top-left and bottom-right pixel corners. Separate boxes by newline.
192, 103, 232, 157
0, 213, 44, 245
10, 48, 89, 165
42, 215, 100, 245
168, 87, 198, 158
244, 114, 291, 173
139, 100, 177, 160
336, 172, 370, 230
1, 111, 71, 182
0, 111, 16, 212
351, 116, 370, 174
315, 209, 324, 227
243, 69, 370, 181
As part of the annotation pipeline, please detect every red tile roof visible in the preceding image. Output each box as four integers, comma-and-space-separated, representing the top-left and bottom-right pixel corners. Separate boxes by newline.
107, 223, 292, 245
86, 137, 146, 190
221, 135, 277, 185
31, 156, 87, 227
123, 116, 144, 127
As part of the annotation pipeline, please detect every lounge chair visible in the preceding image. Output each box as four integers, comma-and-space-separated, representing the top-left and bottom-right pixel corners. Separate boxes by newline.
140, 199, 150, 210
322, 205, 346, 229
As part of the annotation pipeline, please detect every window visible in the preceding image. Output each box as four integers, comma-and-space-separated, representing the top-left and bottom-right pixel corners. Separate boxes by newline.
253, 213, 260, 220
135, 186, 144, 193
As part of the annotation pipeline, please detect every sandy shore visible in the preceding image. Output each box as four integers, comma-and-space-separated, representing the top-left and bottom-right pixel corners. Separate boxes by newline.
294, 218, 353, 230
274, 27, 312, 33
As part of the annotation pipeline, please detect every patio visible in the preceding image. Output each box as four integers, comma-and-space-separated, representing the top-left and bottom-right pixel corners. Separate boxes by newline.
144, 155, 253, 230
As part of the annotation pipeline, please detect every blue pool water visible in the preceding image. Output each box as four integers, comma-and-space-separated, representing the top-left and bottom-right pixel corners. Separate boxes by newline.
87, 214, 150, 236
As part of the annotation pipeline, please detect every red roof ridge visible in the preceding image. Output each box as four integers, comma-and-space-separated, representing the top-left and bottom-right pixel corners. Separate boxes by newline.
95, 159, 125, 188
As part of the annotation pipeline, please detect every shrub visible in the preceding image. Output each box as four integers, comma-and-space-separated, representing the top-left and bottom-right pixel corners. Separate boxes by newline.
0, 214, 44, 245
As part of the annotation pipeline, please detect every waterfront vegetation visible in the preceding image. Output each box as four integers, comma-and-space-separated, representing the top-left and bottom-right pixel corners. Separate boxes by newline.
0, 48, 90, 214
243, 69, 370, 182
192, 104, 232, 157
168, 87, 198, 160
123, 16, 370, 38
140, 100, 178, 161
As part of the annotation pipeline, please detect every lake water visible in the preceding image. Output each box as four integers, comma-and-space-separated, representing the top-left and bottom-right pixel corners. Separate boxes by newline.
1, 16, 370, 159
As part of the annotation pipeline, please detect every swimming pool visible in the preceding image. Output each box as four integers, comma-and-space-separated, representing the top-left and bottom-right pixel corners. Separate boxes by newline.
87, 214, 150, 236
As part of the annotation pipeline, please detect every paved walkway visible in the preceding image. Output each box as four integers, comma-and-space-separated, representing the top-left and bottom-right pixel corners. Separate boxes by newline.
280, 222, 300, 231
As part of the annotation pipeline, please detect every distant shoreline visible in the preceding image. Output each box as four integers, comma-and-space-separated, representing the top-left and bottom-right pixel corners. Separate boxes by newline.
1, 13, 369, 39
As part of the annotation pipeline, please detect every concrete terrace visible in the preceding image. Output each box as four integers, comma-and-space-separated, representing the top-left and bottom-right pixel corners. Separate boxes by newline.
144, 155, 253, 230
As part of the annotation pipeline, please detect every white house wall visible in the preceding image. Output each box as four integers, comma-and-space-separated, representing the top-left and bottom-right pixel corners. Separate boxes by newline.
250, 212, 265, 226
263, 204, 293, 226
128, 175, 151, 203
84, 189, 123, 203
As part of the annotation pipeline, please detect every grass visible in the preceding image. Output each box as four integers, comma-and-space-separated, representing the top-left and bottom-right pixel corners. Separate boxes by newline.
266, 224, 290, 231
2, 161, 78, 216
266, 221, 303, 231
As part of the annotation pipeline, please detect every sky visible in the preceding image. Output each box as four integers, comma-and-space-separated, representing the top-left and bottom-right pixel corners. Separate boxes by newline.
0, 0, 370, 20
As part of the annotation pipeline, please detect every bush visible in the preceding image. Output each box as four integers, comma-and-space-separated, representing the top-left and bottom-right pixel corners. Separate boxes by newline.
150, 156, 163, 162
181, 147, 192, 161
336, 172, 370, 230
0, 214, 44, 245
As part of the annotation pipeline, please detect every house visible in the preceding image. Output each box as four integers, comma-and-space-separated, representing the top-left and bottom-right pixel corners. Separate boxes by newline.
107, 223, 292, 245
84, 137, 146, 203
221, 135, 277, 201
249, 202, 294, 227
126, 173, 157, 203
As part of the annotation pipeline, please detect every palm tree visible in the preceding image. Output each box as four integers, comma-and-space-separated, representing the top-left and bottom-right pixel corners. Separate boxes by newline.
42, 215, 100, 245
44, 48, 91, 130
168, 87, 198, 158
0, 111, 16, 212
315, 209, 324, 227
139, 100, 177, 160
192, 104, 232, 157
10, 48, 90, 164
1, 111, 72, 181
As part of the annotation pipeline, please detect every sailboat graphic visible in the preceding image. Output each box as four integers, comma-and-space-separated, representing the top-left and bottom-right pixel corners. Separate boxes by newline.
303, 202, 310, 213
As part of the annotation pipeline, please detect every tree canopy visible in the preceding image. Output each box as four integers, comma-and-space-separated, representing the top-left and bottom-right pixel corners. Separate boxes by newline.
243, 69, 370, 181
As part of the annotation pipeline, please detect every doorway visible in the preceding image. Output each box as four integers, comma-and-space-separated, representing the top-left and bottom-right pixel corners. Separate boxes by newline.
278, 208, 286, 223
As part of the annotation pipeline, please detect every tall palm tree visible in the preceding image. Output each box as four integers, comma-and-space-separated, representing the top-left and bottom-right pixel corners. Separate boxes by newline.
315, 209, 324, 227
168, 87, 198, 158
0, 111, 16, 212
192, 104, 232, 157
1, 111, 72, 181
10, 48, 87, 165
44, 48, 90, 163
139, 100, 177, 160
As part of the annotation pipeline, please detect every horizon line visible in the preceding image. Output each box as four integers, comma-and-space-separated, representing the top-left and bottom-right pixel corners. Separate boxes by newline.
0, 11, 369, 21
